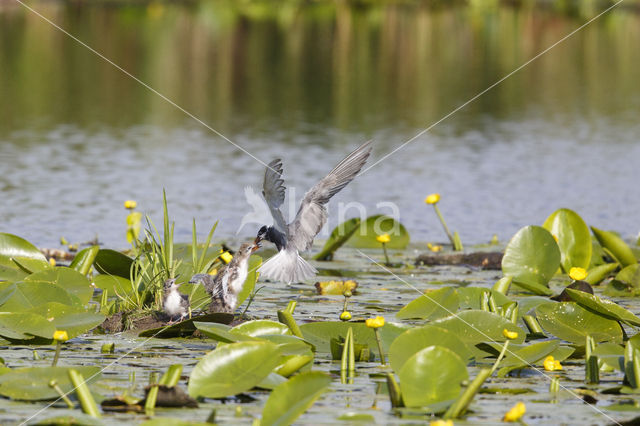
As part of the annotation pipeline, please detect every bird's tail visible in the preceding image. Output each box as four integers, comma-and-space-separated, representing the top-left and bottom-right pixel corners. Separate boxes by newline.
258, 249, 317, 284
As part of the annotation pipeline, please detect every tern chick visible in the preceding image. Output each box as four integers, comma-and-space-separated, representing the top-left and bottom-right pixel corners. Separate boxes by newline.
189, 241, 260, 313
257, 140, 372, 284
162, 278, 189, 322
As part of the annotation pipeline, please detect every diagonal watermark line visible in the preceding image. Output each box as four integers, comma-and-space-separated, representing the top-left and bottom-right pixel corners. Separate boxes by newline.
356, 249, 621, 425
359, 0, 625, 176
12, 0, 274, 172
21, 263, 262, 424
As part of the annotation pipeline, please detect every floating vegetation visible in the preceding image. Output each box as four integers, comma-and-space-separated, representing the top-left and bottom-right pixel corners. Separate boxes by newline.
0, 198, 639, 424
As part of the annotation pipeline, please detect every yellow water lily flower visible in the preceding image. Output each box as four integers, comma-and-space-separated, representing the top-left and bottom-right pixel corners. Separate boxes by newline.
569, 267, 587, 281
339, 311, 352, 321
425, 193, 440, 205
430, 420, 453, 426
552, 234, 559, 243
53, 330, 69, 342
49, 257, 56, 267
427, 243, 442, 252
543, 355, 562, 371
376, 234, 391, 244
220, 251, 233, 264
503, 402, 526, 422
124, 200, 137, 209
207, 268, 218, 276
365, 316, 385, 328
502, 328, 518, 340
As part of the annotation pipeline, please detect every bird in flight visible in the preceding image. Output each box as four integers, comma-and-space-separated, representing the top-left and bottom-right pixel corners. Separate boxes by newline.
257, 140, 372, 284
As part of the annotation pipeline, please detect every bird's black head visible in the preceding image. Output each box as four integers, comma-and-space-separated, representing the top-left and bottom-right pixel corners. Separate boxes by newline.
257, 225, 268, 239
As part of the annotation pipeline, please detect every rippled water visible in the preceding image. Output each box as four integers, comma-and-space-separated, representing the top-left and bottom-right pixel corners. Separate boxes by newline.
1, 1, 639, 248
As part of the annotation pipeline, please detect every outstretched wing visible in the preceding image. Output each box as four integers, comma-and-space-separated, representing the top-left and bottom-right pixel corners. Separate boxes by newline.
262, 159, 287, 232
288, 141, 372, 252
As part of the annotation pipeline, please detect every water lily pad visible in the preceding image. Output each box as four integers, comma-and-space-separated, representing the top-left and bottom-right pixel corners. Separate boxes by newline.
26, 268, 93, 305
314, 218, 361, 261
346, 215, 410, 249
0, 281, 79, 312
591, 227, 637, 267
194, 322, 256, 343
94, 249, 134, 279
431, 310, 526, 346
188, 341, 281, 399
299, 321, 408, 353
399, 346, 468, 408
593, 342, 624, 372
389, 325, 473, 372
0, 311, 56, 340
396, 287, 459, 320
543, 208, 592, 271
93, 274, 135, 297
69, 245, 100, 276
0, 233, 49, 271
0, 366, 100, 400
261, 371, 331, 426
536, 302, 623, 344
497, 340, 560, 377
457, 287, 513, 310
25, 302, 104, 339
502, 225, 560, 294
231, 320, 291, 337
586, 263, 619, 286
615, 264, 640, 287
564, 289, 640, 326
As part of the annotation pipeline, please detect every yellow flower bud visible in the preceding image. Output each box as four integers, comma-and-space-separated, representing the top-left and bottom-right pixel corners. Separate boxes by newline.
430, 420, 453, 426
376, 234, 391, 244
543, 355, 556, 371
49, 257, 56, 267
340, 311, 352, 321
569, 267, 587, 281
365, 316, 385, 328
208, 268, 218, 276
503, 402, 526, 422
553, 359, 563, 370
427, 243, 442, 252
220, 251, 233, 264
53, 330, 69, 342
124, 200, 137, 210
502, 328, 518, 340
425, 193, 440, 205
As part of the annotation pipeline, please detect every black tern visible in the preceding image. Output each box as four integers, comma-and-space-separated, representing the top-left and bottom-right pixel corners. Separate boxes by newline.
257, 140, 372, 284
189, 241, 260, 313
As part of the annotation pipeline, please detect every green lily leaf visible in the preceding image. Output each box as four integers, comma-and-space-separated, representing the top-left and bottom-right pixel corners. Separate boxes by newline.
536, 302, 623, 344
32, 414, 105, 426
69, 246, 100, 276
194, 322, 256, 343
0, 233, 49, 271
346, 215, 410, 249
261, 371, 331, 426
25, 267, 93, 305
396, 287, 459, 320
299, 321, 408, 354
615, 264, 640, 287
591, 227, 636, 267
502, 225, 560, 293
93, 274, 135, 297
496, 340, 560, 377
0, 366, 100, 400
431, 310, 526, 346
593, 342, 625, 373
138, 313, 234, 338
586, 263, 619, 285
0, 311, 56, 340
93, 249, 134, 279
0, 283, 16, 307
25, 303, 104, 340
257, 372, 288, 390
399, 346, 468, 408
313, 218, 361, 261
457, 287, 513, 310
564, 289, 640, 327
543, 208, 592, 272
231, 320, 291, 337
389, 325, 473, 373
188, 341, 281, 398
0, 281, 79, 312
236, 255, 262, 308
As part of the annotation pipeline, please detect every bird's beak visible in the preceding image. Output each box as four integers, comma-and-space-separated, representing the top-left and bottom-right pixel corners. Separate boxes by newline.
253, 236, 262, 252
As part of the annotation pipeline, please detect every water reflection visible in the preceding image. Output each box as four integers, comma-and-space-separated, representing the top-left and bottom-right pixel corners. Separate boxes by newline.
0, 1, 639, 247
